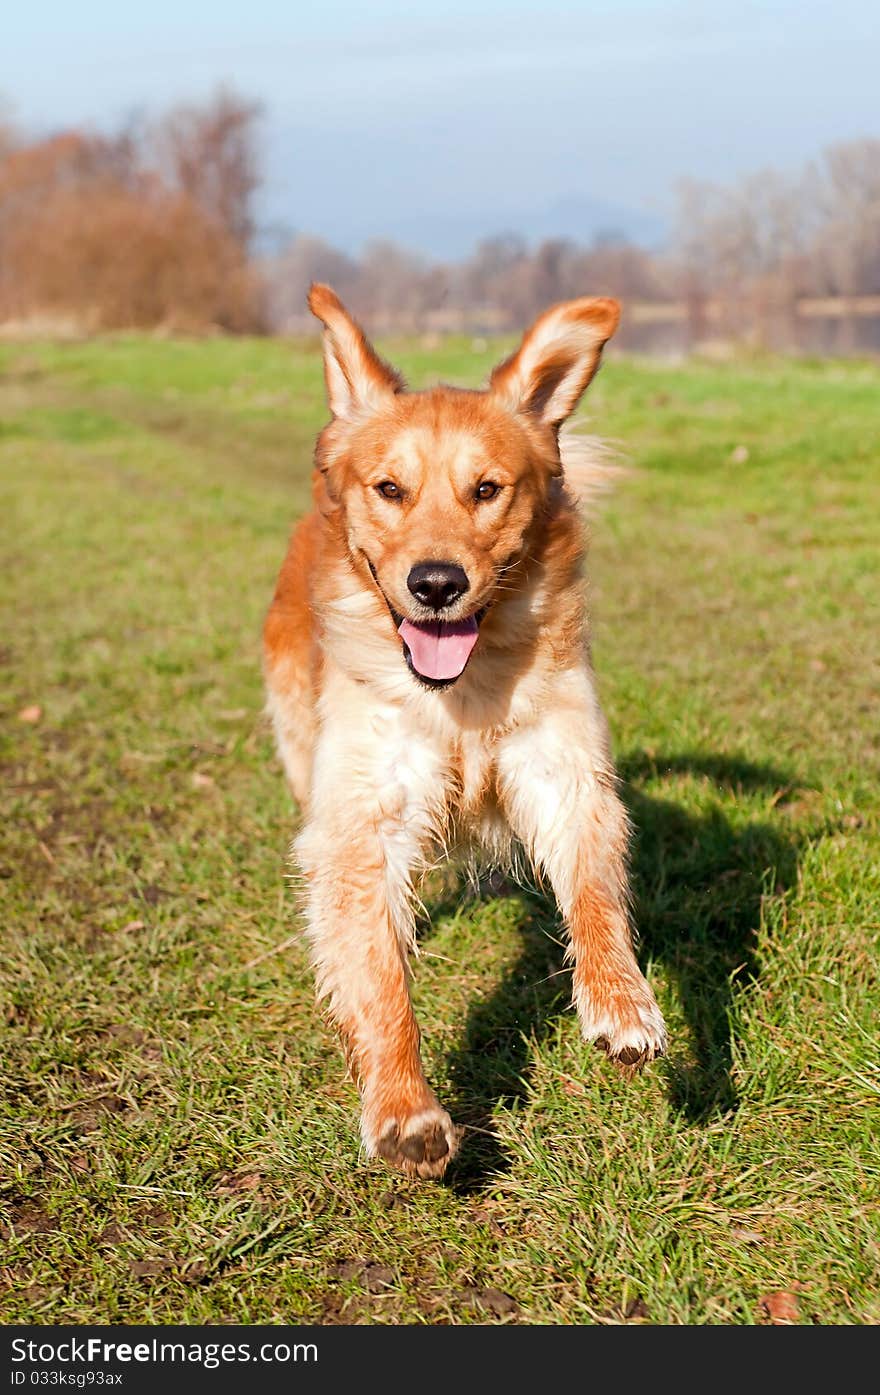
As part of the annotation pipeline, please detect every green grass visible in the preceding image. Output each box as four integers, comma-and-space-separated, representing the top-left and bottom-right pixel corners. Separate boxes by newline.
1, 334, 878, 1326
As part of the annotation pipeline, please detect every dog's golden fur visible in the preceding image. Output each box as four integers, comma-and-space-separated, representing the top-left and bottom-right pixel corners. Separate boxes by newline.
263, 285, 666, 1178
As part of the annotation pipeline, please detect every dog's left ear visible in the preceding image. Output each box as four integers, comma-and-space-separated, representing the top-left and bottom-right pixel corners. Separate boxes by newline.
489, 296, 620, 430
308, 283, 405, 422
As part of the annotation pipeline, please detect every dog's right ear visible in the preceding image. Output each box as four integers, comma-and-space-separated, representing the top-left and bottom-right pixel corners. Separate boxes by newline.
308, 283, 405, 422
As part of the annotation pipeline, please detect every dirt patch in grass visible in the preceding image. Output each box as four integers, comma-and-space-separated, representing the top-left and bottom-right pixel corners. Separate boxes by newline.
1, 1203, 56, 1239
460, 1285, 518, 1317
67, 1095, 130, 1131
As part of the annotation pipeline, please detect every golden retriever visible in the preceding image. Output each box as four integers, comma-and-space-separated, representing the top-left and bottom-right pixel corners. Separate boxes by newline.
263, 285, 666, 1179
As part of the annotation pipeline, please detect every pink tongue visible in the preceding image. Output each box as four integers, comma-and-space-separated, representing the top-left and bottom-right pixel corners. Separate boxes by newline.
398, 616, 479, 681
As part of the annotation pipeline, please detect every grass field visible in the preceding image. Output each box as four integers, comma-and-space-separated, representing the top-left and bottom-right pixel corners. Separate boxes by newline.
1, 333, 878, 1326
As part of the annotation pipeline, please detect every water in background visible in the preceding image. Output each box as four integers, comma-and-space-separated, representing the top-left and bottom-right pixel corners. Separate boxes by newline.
616, 304, 880, 358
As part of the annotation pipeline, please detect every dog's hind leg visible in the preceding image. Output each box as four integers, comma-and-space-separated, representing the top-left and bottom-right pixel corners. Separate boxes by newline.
497, 678, 667, 1068
264, 662, 315, 810
263, 511, 322, 811
294, 710, 459, 1179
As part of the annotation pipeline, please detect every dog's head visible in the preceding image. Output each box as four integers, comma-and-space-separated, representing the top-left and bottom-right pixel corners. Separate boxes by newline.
309, 283, 619, 688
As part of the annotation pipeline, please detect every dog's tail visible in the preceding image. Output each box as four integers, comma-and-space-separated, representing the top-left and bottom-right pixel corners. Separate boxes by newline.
558, 428, 627, 516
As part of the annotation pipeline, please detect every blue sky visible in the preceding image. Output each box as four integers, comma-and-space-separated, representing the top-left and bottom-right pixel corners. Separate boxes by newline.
3, 1, 878, 255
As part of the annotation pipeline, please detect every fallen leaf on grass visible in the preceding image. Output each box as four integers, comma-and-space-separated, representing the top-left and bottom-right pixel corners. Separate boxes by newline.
215, 1171, 263, 1196
18, 705, 42, 723
758, 1289, 802, 1324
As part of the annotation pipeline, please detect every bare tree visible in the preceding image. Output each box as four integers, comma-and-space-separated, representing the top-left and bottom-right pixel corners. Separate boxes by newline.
156, 88, 262, 250
811, 139, 880, 296
0, 118, 264, 330
267, 234, 363, 332
4, 93, 879, 351
358, 240, 447, 327
0, 103, 18, 162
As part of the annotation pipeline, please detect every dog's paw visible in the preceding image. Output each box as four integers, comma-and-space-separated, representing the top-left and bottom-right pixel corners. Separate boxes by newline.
370, 1107, 461, 1180
577, 981, 667, 1072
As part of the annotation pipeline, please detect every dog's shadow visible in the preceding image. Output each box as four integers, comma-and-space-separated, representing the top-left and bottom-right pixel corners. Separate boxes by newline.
437, 751, 808, 1189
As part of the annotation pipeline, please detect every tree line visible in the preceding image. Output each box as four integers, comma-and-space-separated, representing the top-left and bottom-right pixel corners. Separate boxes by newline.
0, 91, 263, 331
1, 91, 878, 350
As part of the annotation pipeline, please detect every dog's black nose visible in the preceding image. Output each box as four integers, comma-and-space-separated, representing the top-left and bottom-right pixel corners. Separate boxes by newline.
407, 561, 470, 611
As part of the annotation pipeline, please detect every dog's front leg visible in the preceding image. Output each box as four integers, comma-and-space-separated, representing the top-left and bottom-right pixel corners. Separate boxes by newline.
294, 721, 458, 1178
498, 693, 667, 1067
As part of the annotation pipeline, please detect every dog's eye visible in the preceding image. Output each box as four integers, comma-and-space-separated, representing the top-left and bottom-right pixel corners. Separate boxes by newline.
376, 481, 404, 501
475, 481, 501, 502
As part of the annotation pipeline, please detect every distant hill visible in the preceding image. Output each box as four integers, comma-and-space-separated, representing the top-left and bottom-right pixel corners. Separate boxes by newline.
377, 195, 667, 259
256, 192, 667, 260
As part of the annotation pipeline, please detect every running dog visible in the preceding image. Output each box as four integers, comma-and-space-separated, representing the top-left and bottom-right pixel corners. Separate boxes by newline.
263, 285, 667, 1178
